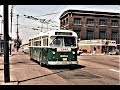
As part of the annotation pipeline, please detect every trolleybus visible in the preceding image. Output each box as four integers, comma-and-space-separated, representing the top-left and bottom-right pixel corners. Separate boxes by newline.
28, 29, 78, 67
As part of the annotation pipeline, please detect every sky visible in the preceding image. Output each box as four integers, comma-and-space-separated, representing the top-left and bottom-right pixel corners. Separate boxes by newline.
0, 5, 120, 44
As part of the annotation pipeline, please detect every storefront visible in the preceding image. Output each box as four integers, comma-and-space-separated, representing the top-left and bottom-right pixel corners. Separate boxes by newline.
78, 39, 117, 54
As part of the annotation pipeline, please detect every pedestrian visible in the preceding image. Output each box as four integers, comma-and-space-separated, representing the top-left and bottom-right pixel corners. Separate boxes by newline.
93, 47, 96, 54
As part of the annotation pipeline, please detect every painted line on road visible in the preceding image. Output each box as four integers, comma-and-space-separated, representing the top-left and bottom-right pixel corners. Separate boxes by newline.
109, 69, 120, 73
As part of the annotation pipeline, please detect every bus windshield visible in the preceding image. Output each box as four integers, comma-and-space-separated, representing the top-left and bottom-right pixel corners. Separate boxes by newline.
50, 36, 76, 47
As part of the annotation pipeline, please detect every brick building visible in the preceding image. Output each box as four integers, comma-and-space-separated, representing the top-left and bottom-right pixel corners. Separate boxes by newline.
59, 9, 120, 49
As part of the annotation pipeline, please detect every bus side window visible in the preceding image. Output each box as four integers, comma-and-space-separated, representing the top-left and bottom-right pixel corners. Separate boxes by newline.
56, 39, 61, 45
47, 38, 48, 46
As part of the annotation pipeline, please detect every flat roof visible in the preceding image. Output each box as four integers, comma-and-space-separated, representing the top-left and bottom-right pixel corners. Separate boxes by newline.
60, 9, 120, 19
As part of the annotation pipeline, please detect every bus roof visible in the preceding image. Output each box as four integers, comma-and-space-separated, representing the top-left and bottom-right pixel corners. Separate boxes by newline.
42, 29, 77, 36
29, 29, 77, 40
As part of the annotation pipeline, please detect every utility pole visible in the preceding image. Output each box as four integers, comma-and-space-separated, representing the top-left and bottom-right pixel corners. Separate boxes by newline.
0, 15, 2, 34
4, 4, 10, 83
1, 20, 3, 34
16, 14, 19, 52
9, 5, 13, 55
10, 5, 14, 39
117, 5, 120, 51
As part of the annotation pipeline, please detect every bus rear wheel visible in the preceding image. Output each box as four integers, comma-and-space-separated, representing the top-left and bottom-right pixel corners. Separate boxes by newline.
39, 61, 44, 67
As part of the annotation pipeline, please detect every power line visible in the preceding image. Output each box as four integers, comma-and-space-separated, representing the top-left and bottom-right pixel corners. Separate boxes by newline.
13, 5, 107, 32
12, 6, 64, 31
49, 5, 67, 21
35, 12, 61, 17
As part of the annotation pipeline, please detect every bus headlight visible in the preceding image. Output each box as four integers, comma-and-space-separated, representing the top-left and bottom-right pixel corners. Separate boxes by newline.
52, 51, 55, 54
72, 51, 75, 54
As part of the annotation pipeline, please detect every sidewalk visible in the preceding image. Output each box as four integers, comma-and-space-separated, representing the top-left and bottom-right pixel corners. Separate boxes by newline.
80, 53, 105, 56
0, 51, 19, 85
0, 50, 72, 85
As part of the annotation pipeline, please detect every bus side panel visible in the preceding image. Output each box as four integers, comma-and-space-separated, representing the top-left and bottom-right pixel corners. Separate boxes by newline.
29, 47, 42, 62
29, 47, 33, 59
35, 47, 42, 62
42, 48, 48, 64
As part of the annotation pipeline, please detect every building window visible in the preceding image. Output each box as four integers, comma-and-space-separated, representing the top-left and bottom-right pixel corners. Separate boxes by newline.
63, 19, 65, 25
111, 20, 119, 26
99, 31, 106, 39
87, 19, 94, 25
111, 32, 118, 43
87, 31, 94, 40
60, 21, 63, 26
74, 18, 81, 25
99, 19, 106, 25
66, 18, 68, 25
73, 30, 81, 39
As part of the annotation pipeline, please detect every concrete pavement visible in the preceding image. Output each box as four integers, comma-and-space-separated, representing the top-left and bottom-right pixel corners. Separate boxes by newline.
0, 51, 18, 85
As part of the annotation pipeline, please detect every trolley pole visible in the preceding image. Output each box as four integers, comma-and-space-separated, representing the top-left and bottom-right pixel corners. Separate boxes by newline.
4, 5, 10, 83
41, 19, 45, 32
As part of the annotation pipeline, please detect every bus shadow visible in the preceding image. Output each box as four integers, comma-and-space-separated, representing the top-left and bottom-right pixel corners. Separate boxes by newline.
9, 65, 86, 84
30, 59, 86, 70
10, 70, 68, 84
46, 64, 86, 70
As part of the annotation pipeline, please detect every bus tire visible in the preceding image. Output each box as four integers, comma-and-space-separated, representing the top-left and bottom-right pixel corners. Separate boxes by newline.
39, 61, 44, 67
30, 58, 33, 60
41, 63, 44, 67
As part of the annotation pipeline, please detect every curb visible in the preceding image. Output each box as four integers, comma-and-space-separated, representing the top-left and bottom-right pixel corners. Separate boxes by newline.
80, 54, 104, 56
0, 75, 18, 85
0, 82, 18, 85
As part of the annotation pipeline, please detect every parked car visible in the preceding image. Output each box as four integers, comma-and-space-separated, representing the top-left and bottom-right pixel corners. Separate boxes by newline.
109, 49, 120, 55
115, 49, 120, 55
22, 47, 29, 54
77, 50, 83, 55
21, 44, 29, 54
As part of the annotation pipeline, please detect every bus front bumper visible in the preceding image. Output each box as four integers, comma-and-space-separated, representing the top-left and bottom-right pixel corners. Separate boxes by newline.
48, 61, 78, 65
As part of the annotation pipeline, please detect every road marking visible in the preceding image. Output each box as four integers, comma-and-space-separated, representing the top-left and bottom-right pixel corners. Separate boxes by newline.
109, 69, 120, 73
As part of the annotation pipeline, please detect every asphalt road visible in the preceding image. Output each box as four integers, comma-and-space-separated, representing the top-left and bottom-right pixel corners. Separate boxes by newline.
0, 51, 119, 85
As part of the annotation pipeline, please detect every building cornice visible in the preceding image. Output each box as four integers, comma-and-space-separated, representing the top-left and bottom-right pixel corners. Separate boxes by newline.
59, 9, 120, 19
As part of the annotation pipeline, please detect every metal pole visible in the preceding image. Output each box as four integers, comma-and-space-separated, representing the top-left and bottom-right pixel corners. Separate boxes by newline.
16, 14, 19, 52
1, 20, 2, 34
4, 4, 10, 83
9, 5, 14, 55
0, 15, 2, 34
118, 31, 119, 49
10, 5, 13, 39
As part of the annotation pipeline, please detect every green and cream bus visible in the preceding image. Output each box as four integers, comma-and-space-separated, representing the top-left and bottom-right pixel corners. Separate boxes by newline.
28, 29, 78, 67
